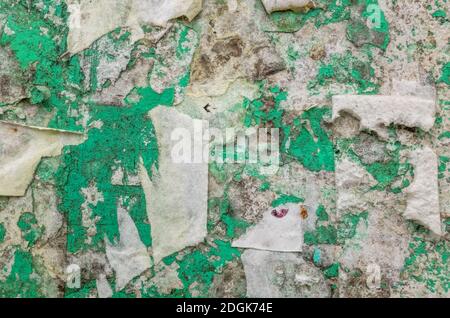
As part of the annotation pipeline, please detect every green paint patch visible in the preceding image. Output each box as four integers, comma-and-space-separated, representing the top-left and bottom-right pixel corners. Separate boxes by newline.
439, 131, 450, 140
242, 86, 334, 173
356, 0, 390, 50
0, 1, 87, 132
209, 194, 250, 239
402, 237, 449, 294
313, 248, 321, 265
438, 63, 450, 85
0, 223, 5, 243
65, 280, 97, 298
431, 9, 448, 24
337, 211, 368, 242
259, 181, 271, 192
148, 240, 241, 298
243, 83, 287, 129
304, 225, 337, 245
17, 212, 44, 247
308, 51, 380, 95
316, 205, 329, 222
271, 194, 304, 207
438, 156, 450, 179
336, 138, 412, 191
56, 85, 173, 253
283, 107, 335, 172
0, 249, 44, 298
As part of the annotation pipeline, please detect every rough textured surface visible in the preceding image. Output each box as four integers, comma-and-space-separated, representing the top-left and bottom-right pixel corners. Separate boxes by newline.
67, 0, 202, 55
241, 249, 330, 298
0, 0, 449, 299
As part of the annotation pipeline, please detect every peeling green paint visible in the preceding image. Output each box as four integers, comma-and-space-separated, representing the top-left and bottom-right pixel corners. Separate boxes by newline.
323, 263, 340, 279
284, 107, 335, 172
304, 211, 368, 246
271, 194, 304, 207
439, 62, 450, 85
17, 213, 44, 248
402, 237, 449, 293
0, 249, 44, 298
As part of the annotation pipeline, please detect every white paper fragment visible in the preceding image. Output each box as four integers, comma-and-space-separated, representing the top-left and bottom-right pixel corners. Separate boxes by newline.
241, 250, 330, 298
133, 0, 203, 26
105, 203, 151, 291
261, 0, 312, 13
233, 203, 303, 252
90, 57, 154, 106
332, 95, 436, 139
67, 0, 203, 55
335, 157, 377, 215
96, 274, 114, 298
391, 80, 436, 99
404, 147, 441, 236
140, 106, 208, 264
0, 121, 85, 197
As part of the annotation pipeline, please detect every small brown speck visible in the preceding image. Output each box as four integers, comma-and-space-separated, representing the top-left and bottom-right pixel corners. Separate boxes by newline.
300, 206, 308, 219
309, 44, 326, 61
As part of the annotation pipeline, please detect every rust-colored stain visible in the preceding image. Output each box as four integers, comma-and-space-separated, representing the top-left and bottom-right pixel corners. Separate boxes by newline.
300, 206, 308, 219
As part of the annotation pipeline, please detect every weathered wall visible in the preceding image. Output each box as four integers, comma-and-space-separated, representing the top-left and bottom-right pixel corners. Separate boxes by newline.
0, 0, 448, 298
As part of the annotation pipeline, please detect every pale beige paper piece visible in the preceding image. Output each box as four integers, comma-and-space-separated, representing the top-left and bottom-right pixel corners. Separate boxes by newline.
0, 121, 84, 197
140, 106, 208, 264
261, 0, 312, 13
67, 0, 203, 55
404, 147, 442, 236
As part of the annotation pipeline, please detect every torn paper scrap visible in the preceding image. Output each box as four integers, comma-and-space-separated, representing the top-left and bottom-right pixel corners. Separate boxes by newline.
133, 0, 203, 26
67, 0, 203, 55
241, 250, 330, 298
332, 95, 436, 139
335, 157, 377, 215
0, 121, 84, 197
232, 203, 303, 252
105, 202, 151, 291
96, 274, 113, 298
404, 147, 441, 236
261, 0, 312, 13
140, 106, 208, 264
